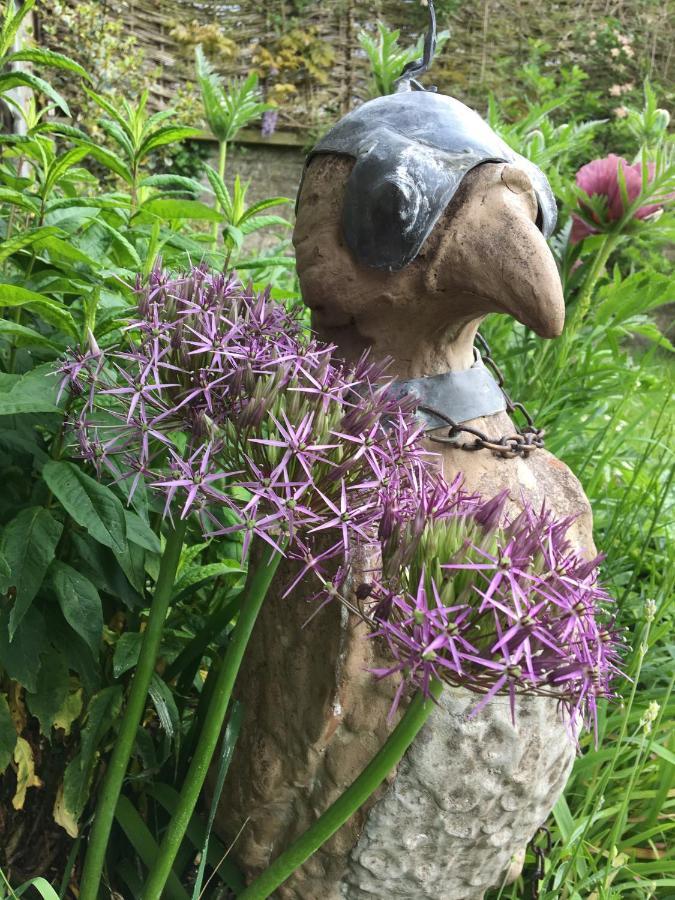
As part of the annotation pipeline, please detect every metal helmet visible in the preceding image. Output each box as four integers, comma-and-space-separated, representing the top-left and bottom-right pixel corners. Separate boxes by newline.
298, 4, 557, 272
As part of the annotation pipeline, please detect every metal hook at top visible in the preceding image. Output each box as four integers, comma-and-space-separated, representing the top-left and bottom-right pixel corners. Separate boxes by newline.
394, 0, 438, 93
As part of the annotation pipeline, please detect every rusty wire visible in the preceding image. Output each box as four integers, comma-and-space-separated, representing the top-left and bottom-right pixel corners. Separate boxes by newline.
426, 332, 545, 458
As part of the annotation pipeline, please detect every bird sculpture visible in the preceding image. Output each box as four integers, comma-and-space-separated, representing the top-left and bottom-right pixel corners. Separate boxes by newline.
215, 7, 595, 898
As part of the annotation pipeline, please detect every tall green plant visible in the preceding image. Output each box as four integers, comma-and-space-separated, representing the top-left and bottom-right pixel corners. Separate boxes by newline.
194, 44, 272, 248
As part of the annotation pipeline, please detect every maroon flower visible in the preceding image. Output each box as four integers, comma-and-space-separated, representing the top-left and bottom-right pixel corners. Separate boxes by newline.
571, 154, 661, 243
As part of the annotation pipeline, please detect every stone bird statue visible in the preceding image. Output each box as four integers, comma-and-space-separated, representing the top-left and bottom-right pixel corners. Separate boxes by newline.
215, 58, 595, 900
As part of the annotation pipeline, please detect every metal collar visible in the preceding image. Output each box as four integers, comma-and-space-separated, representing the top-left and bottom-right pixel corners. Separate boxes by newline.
392, 353, 506, 431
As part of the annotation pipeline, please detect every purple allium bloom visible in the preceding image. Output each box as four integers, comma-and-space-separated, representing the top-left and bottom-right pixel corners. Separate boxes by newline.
59, 263, 624, 736
365, 485, 624, 737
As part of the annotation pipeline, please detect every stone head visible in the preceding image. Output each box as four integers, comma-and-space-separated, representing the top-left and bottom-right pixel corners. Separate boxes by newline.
293, 91, 565, 376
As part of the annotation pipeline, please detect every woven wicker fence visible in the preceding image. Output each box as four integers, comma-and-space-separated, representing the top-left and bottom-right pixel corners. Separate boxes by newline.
40, 0, 673, 141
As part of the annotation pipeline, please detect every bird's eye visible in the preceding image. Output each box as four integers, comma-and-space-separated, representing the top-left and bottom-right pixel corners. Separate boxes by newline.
501, 165, 534, 195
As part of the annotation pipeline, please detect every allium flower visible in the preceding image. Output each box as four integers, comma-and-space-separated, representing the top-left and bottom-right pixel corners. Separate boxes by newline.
58, 263, 623, 736
59, 262, 426, 594
570, 154, 661, 243
363, 478, 624, 738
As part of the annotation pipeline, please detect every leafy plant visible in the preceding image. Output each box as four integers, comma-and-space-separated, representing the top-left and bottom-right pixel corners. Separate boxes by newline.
358, 19, 449, 97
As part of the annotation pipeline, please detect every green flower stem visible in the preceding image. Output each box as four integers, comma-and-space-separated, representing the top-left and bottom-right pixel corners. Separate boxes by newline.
142, 540, 284, 900
211, 139, 228, 249
238, 680, 444, 900
568, 232, 621, 336
79, 520, 188, 900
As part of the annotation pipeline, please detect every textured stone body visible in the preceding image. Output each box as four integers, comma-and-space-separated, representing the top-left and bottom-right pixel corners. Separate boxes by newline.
214, 153, 592, 898
341, 691, 575, 900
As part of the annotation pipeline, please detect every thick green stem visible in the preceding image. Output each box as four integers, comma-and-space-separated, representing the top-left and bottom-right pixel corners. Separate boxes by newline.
211, 140, 228, 250
239, 680, 443, 900
79, 521, 188, 900
142, 540, 284, 899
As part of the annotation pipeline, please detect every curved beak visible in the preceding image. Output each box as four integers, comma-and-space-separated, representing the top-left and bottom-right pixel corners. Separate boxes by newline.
431, 165, 565, 339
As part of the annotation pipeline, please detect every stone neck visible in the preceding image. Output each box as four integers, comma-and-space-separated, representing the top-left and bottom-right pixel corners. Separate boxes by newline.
314, 313, 484, 380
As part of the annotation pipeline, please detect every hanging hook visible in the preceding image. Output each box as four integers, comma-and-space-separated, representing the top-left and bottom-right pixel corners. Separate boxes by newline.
395, 0, 438, 92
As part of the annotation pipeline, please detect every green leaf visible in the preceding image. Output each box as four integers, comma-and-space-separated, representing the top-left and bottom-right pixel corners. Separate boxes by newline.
1, 506, 63, 637
0, 283, 78, 339
34, 235, 102, 271
124, 509, 161, 554
0, 226, 62, 264
238, 196, 291, 224
84, 145, 133, 184
0, 693, 17, 775
15, 877, 61, 900
149, 673, 179, 739
26, 650, 69, 736
0, 0, 36, 59
0, 606, 49, 693
61, 686, 123, 825
49, 561, 103, 657
42, 461, 127, 554
5, 48, 91, 81
0, 186, 40, 213
173, 560, 244, 604
112, 631, 143, 678
44, 146, 91, 196
0, 362, 63, 415
114, 795, 190, 900
0, 71, 70, 115
137, 126, 201, 161
140, 198, 223, 222
94, 219, 142, 269
0, 318, 60, 350
139, 174, 205, 193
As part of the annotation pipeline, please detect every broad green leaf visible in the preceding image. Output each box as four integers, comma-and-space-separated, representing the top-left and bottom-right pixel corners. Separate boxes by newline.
0, 71, 69, 116
5, 48, 90, 81
125, 509, 161, 554
34, 235, 101, 271
140, 197, 223, 222
49, 561, 103, 657
0, 693, 17, 775
1, 506, 63, 637
0, 318, 60, 350
0, 607, 49, 693
61, 686, 123, 826
26, 650, 69, 736
0, 283, 78, 339
112, 631, 143, 678
0, 226, 61, 264
0, 362, 63, 415
43, 461, 127, 554
12, 736, 42, 810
